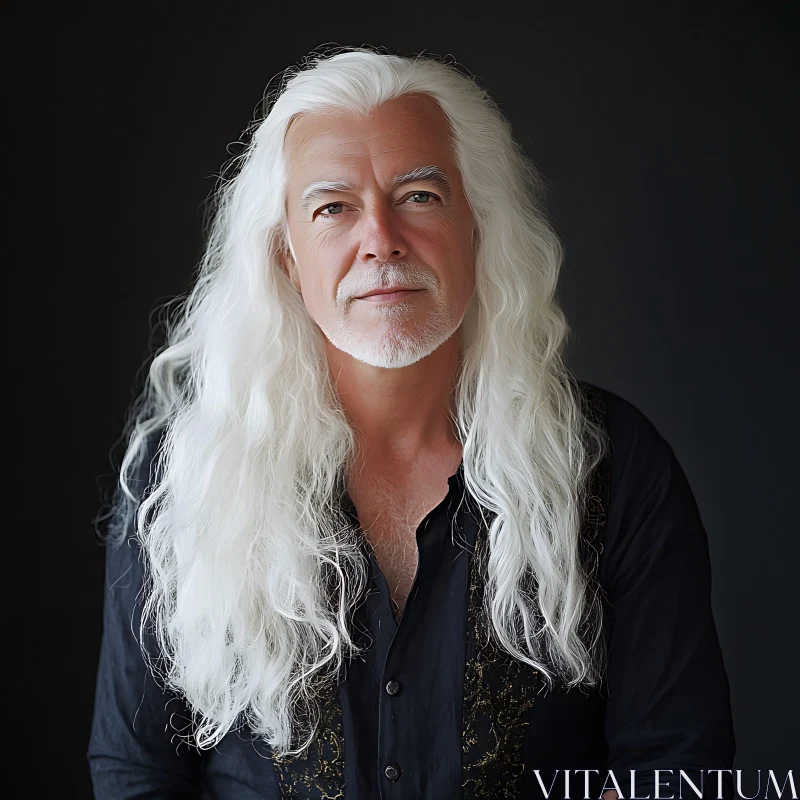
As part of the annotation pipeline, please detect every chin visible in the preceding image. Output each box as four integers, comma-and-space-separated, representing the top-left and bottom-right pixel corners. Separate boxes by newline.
321, 303, 464, 369
352, 347, 431, 370
336, 326, 457, 369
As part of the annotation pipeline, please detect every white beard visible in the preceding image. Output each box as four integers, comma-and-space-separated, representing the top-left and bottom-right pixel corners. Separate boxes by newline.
321, 297, 463, 368
316, 261, 465, 369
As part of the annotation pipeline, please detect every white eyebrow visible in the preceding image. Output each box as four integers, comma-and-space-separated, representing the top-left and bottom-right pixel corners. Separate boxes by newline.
391, 165, 451, 196
299, 180, 356, 212
298, 165, 452, 213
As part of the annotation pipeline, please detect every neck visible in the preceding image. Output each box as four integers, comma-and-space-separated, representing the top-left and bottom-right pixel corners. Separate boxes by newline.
324, 331, 463, 462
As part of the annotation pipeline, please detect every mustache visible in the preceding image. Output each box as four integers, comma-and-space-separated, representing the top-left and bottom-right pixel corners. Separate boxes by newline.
337, 263, 437, 302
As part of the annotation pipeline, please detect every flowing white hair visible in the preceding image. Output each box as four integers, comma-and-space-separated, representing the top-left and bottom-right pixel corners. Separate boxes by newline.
105, 45, 609, 758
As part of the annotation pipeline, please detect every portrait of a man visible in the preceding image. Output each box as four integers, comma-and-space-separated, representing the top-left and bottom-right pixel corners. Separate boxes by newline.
85, 48, 738, 799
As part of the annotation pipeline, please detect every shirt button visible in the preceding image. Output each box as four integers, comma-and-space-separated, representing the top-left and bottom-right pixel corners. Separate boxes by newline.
384, 763, 401, 781
385, 679, 401, 696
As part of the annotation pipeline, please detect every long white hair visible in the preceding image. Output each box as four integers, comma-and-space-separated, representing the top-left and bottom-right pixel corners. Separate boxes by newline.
105, 45, 609, 758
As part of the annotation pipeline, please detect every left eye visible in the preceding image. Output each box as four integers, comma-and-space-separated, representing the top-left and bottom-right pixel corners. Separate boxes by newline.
407, 192, 434, 203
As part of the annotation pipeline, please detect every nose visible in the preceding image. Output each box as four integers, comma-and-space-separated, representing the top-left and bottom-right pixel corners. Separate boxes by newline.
356, 201, 409, 263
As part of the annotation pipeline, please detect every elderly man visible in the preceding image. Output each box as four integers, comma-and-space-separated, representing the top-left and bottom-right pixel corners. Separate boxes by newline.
88, 48, 735, 799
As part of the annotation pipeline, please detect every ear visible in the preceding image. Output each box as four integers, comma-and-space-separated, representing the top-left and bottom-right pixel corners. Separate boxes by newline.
471, 217, 481, 257
277, 245, 302, 293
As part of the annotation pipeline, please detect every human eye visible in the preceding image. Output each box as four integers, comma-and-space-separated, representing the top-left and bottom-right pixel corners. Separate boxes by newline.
404, 191, 440, 206
315, 202, 347, 220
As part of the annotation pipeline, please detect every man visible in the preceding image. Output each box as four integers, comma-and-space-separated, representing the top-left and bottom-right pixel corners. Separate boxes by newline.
88, 47, 735, 799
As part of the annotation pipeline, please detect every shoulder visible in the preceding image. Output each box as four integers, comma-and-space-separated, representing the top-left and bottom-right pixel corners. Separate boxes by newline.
578, 383, 710, 595
104, 424, 168, 560
577, 380, 677, 503
101, 426, 170, 630
126, 424, 170, 500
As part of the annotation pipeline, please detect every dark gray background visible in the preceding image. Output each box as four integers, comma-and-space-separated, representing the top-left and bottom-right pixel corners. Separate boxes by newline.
9, 1, 797, 796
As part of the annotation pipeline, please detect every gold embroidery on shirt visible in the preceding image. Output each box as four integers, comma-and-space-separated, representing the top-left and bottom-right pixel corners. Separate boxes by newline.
461, 520, 541, 798
461, 382, 610, 798
271, 691, 346, 800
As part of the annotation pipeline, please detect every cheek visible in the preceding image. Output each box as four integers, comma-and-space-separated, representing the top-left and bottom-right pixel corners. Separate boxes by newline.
302, 273, 338, 322
443, 230, 476, 306
405, 218, 456, 264
296, 235, 352, 311
415, 220, 475, 284
302, 274, 353, 332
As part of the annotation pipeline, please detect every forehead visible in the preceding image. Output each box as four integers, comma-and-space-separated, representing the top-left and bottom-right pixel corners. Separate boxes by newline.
283, 93, 457, 186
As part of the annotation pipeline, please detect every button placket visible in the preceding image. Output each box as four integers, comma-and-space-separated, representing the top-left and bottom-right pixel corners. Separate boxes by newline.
375, 487, 455, 796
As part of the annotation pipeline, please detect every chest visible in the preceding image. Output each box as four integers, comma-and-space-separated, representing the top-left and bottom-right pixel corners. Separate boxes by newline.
266, 497, 603, 800
263, 384, 613, 798
349, 476, 453, 617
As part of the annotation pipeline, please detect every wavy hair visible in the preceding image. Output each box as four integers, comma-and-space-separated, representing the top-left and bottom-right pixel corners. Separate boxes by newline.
104, 45, 609, 758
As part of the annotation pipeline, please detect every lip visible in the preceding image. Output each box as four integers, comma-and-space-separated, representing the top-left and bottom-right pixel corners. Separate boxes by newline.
356, 287, 423, 302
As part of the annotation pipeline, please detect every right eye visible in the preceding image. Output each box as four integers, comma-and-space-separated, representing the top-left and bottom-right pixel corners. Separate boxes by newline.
316, 203, 345, 219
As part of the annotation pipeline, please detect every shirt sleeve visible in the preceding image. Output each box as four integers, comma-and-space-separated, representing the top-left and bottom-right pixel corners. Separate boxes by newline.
599, 392, 736, 799
87, 431, 207, 799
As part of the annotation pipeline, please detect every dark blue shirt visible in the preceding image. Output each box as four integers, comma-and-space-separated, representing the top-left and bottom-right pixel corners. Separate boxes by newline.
87, 384, 736, 799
